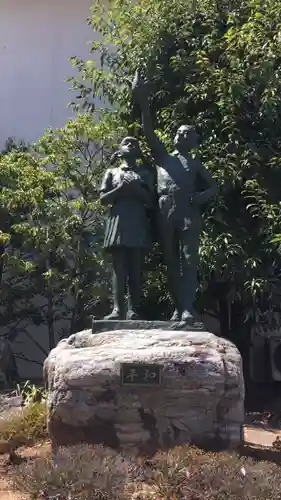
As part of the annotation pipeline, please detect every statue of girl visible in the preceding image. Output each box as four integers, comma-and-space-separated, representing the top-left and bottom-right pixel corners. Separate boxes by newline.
99, 136, 155, 320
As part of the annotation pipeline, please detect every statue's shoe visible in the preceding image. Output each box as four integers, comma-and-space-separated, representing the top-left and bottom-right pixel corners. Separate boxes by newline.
104, 309, 122, 320
127, 310, 141, 320
170, 309, 181, 321
181, 310, 195, 325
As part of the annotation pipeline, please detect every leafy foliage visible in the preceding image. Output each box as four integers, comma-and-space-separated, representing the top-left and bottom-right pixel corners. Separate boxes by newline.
0, 137, 30, 155
20, 115, 110, 341
0, 401, 47, 443
0, 115, 116, 356
15, 380, 46, 406
2, 0, 281, 357
70, 0, 281, 330
0, 149, 62, 351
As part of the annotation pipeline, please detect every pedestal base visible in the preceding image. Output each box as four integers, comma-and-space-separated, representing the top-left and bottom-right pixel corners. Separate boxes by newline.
92, 319, 205, 334
45, 327, 244, 454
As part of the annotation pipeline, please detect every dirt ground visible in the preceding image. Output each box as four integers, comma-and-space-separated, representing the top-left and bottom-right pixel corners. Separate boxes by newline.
0, 442, 51, 500
0, 480, 28, 500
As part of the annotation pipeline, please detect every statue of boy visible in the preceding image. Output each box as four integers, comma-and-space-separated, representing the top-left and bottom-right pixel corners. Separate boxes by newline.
99, 136, 155, 320
132, 70, 217, 324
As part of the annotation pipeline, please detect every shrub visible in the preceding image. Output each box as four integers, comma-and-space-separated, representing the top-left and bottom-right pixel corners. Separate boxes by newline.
12, 444, 133, 500
16, 380, 47, 406
0, 401, 47, 444
145, 446, 281, 500
10, 444, 281, 500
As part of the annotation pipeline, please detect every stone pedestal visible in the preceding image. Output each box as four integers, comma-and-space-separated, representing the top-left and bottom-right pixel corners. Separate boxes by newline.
44, 327, 244, 454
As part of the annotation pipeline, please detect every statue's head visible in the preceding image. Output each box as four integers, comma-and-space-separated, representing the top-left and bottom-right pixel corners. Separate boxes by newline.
119, 136, 141, 160
174, 125, 199, 152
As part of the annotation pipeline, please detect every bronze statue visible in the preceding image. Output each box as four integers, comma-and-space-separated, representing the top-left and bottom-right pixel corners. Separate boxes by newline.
100, 136, 155, 320
132, 71, 216, 324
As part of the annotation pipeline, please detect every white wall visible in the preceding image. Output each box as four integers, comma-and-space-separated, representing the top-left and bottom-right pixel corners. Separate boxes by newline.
0, 0, 98, 379
0, 0, 94, 149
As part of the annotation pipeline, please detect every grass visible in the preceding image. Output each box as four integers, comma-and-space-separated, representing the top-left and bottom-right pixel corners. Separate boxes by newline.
0, 401, 47, 445
9, 443, 281, 500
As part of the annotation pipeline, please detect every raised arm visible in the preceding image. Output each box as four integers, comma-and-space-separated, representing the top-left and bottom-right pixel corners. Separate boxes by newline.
132, 70, 166, 162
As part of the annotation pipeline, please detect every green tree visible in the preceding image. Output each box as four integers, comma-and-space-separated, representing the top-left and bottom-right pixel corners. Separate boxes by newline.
0, 148, 61, 377
0, 114, 121, 370
0, 149, 60, 321
33, 115, 112, 338
8, 115, 119, 352
70, 0, 281, 334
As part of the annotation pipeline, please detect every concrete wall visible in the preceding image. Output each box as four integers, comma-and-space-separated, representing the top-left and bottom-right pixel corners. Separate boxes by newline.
0, 0, 94, 149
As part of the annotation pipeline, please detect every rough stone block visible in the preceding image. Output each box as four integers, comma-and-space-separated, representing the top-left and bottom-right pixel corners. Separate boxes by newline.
44, 328, 244, 454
